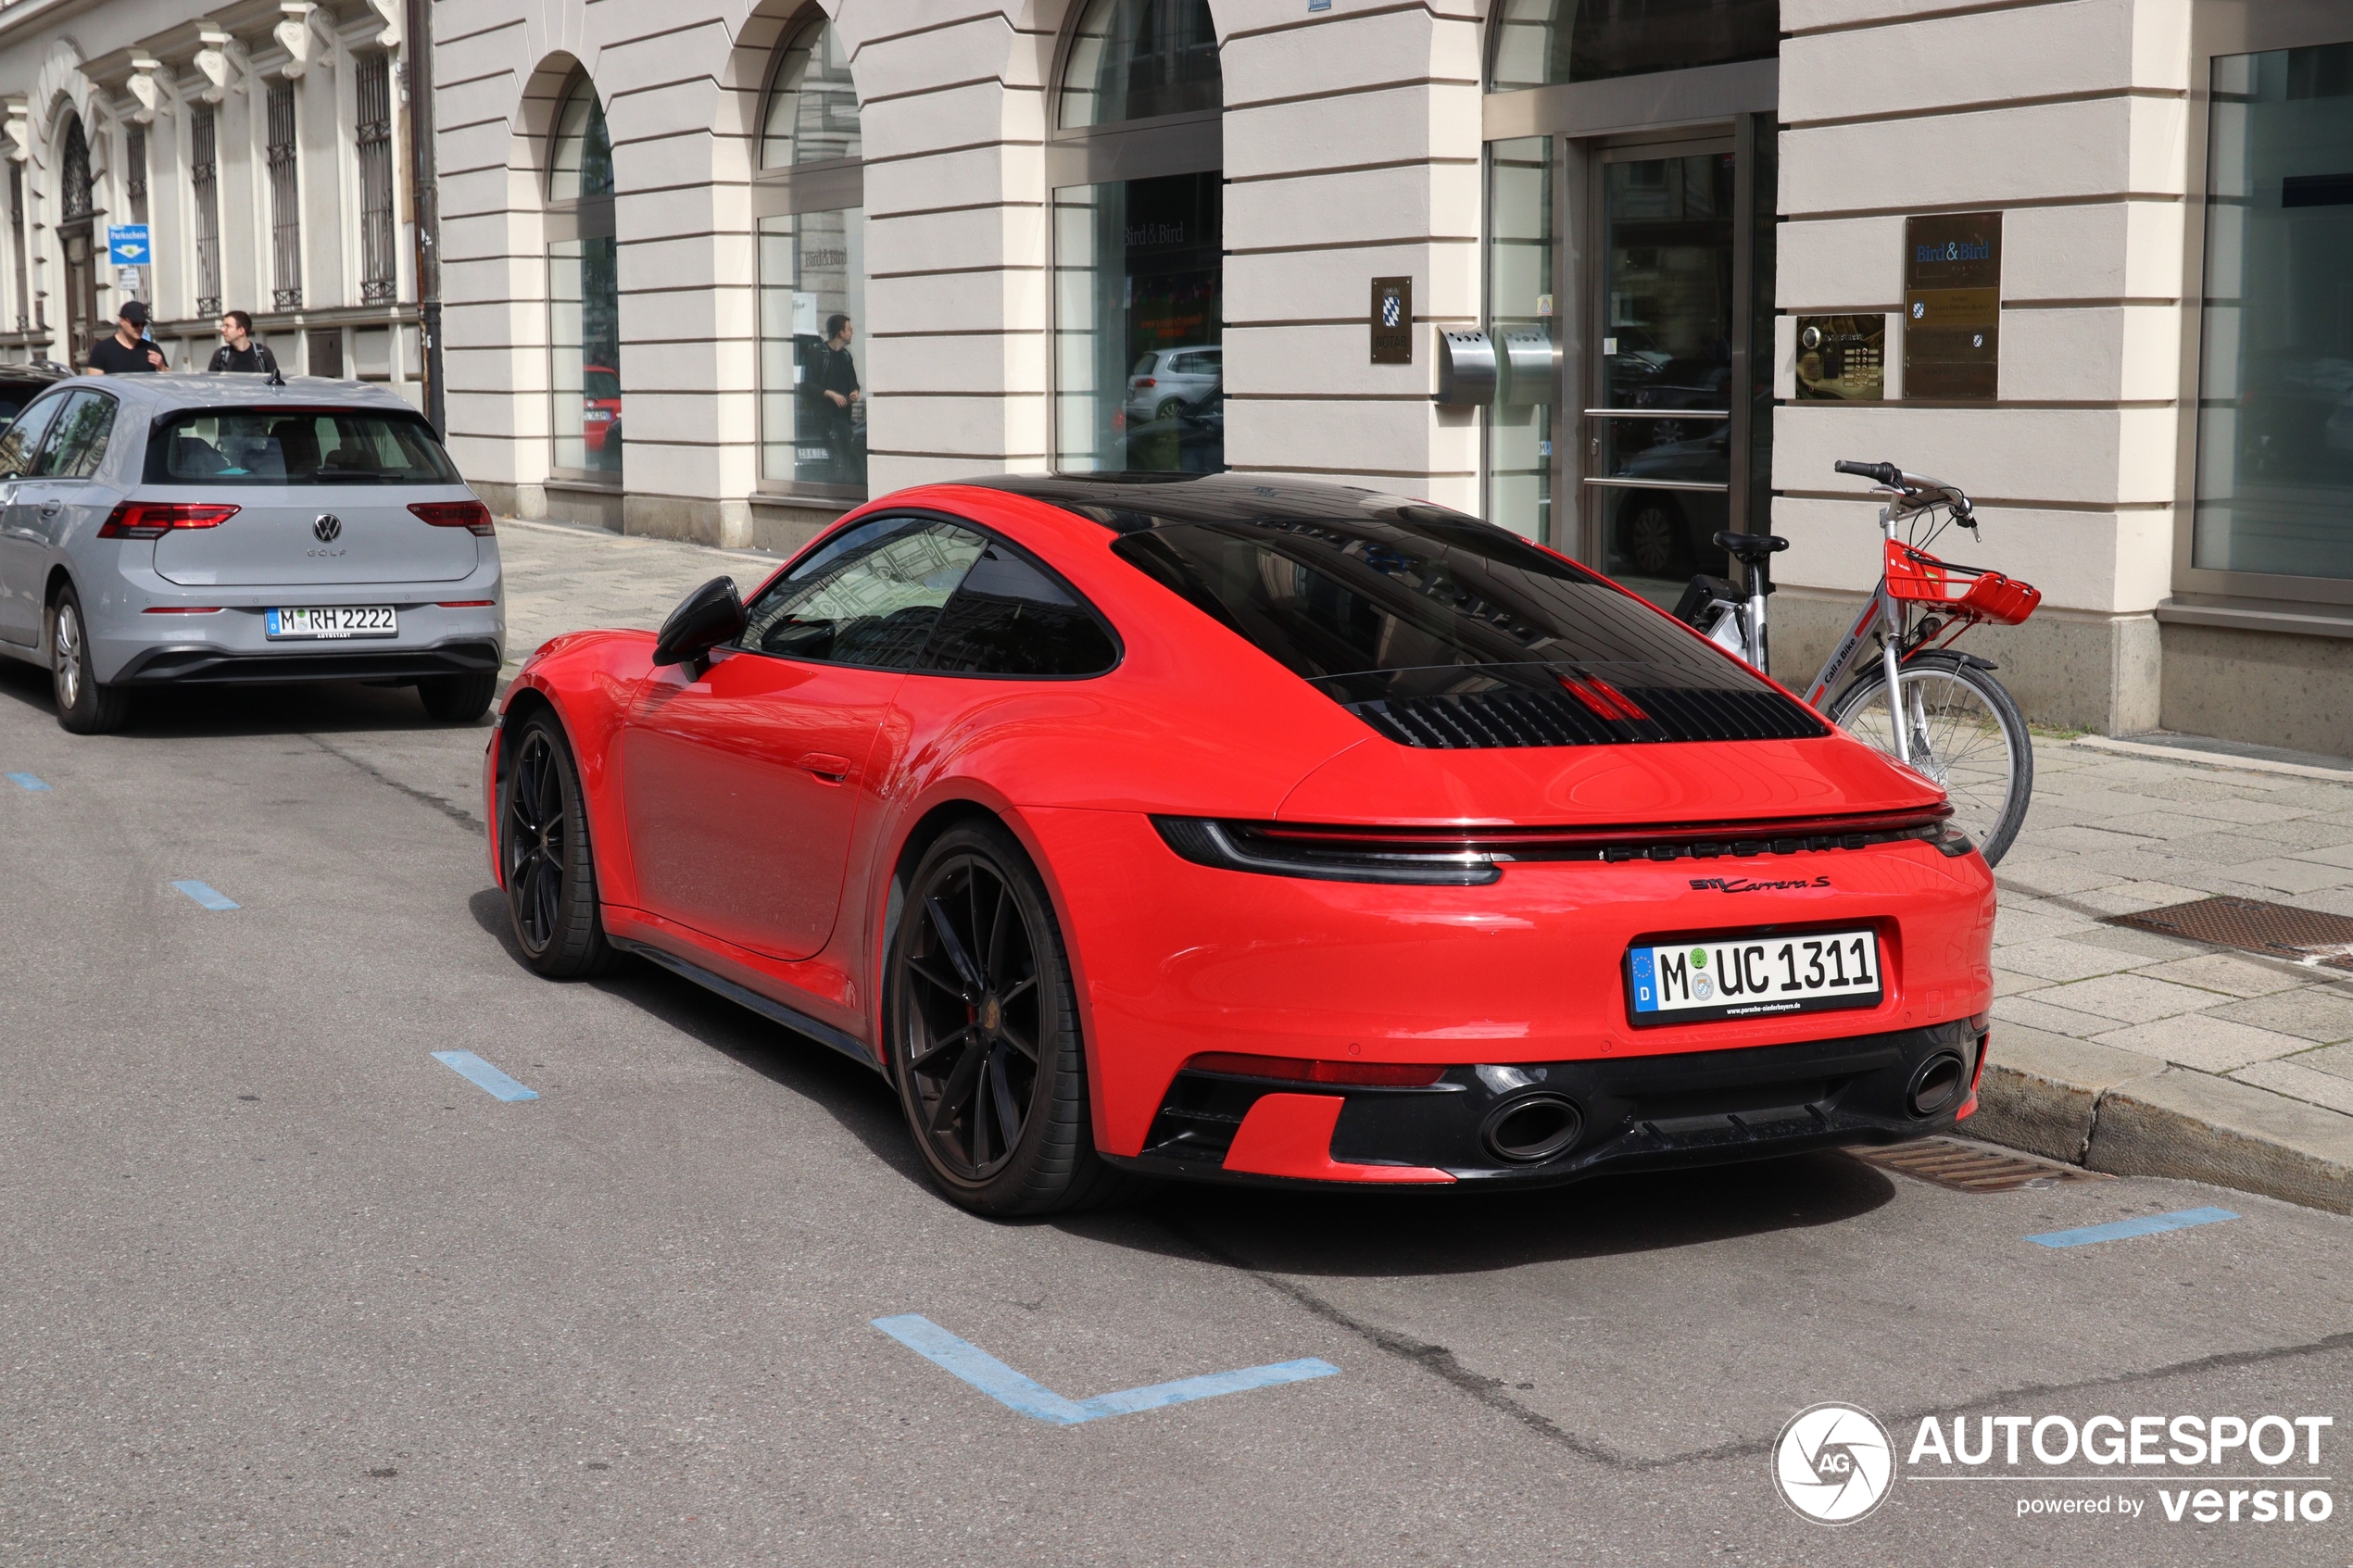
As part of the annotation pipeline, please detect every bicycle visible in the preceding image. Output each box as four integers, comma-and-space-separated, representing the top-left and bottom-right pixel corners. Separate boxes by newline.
1671, 460, 2043, 866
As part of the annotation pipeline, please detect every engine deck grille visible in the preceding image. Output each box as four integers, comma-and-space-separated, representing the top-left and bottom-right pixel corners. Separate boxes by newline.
1347, 684, 1824, 749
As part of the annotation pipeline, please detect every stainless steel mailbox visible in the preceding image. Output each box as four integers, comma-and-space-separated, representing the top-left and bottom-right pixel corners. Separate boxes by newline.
1435, 329, 1497, 406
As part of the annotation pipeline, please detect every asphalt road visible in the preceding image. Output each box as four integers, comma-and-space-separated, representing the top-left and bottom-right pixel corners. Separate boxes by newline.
1, 662, 2347, 1567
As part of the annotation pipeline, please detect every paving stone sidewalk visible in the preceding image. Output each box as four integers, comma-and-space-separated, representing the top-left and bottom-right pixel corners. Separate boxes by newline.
490, 517, 2353, 1207
1993, 743, 2353, 1110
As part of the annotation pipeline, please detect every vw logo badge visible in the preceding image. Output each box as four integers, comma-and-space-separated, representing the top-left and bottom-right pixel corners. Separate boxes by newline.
1773, 1402, 1895, 1524
313, 514, 342, 543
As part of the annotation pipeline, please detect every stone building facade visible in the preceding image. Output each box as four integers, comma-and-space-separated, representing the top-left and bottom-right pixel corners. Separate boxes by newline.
0, 0, 428, 401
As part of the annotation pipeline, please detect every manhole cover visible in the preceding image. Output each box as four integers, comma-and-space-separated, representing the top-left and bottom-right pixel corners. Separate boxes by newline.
2106, 895, 2353, 972
1852, 1137, 2111, 1192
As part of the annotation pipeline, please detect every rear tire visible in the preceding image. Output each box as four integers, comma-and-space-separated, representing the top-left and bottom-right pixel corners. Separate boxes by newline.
1827, 651, 2033, 866
886, 820, 1134, 1216
497, 713, 617, 978
420, 671, 497, 723
49, 585, 130, 735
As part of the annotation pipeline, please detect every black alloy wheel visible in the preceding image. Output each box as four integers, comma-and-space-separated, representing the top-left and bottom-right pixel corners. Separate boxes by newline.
498, 714, 615, 978
887, 822, 1129, 1215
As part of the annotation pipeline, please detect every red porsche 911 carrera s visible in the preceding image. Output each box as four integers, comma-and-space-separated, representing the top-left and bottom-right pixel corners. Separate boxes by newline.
485, 472, 1995, 1214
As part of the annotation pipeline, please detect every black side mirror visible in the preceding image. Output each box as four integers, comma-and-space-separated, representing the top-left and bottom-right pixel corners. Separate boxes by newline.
651, 576, 746, 671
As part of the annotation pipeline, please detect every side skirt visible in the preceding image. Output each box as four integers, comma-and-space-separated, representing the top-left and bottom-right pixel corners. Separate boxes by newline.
611, 935, 881, 1072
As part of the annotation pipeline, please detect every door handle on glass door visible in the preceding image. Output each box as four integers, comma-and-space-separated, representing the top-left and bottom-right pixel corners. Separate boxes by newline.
798, 752, 854, 784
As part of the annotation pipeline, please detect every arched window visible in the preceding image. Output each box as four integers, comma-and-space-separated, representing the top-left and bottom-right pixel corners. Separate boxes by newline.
57, 113, 99, 369
1050, 0, 1223, 474
1059, 0, 1220, 127
1491, 0, 1780, 92
547, 75, 620, 477
761, 21, 860, 168
549, 77, 613, 202
754, 16, 868, 495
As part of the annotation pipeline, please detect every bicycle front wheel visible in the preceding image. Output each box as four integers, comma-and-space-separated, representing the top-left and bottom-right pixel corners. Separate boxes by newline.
1825, 652, 2033, 865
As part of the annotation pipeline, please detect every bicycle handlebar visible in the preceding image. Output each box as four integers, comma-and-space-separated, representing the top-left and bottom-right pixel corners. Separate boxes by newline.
1833, 459, 1903, 487
1833, 458, 1974, 522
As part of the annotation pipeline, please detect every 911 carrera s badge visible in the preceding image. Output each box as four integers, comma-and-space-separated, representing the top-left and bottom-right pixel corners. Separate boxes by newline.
1628, 928, 1882, 1025
1690, 875, 1832, 893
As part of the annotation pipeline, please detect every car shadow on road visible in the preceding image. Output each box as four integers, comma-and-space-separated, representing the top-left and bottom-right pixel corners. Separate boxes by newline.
1077, 1149, 1899, 1277
0, 655, 489, 737
462, 884, 1901, 1268
465, 886, 925, 1185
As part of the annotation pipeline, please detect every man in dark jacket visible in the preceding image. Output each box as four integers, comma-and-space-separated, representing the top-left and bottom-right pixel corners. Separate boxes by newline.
817, 314, 862, 484
208, 310, 280, 374
85, 300, 166, 374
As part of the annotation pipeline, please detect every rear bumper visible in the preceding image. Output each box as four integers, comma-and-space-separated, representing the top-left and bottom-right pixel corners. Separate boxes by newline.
114, 636, 501, 685
1110, 1017, 1988, 1189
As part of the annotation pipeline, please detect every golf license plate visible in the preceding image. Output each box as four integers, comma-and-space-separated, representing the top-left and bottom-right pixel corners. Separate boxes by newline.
266, 606, 396, 640
1627, 928, 1881, 1025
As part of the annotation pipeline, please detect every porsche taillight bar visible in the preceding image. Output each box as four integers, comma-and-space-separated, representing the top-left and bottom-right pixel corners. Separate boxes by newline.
1151, 805, 1969, 885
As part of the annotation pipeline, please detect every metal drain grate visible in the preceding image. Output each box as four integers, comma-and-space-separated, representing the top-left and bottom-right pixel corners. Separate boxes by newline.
2106, 895, 2353, 972
1853, 1137, 2112, 1192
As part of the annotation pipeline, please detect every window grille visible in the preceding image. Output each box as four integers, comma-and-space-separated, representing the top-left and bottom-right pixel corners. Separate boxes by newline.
126, 127, 148, 226
356, 55, 397, 304
267, 82, 302, 311
8, 165, 27, 331
60, 119, 92, 222
193, 107, 222, 317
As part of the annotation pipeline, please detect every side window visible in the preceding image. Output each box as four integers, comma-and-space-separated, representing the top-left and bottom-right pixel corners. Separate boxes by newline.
0, 392, 67, 478
41, 392, 118, 480
918, 542, 1119, 678
739, 514, 987, 669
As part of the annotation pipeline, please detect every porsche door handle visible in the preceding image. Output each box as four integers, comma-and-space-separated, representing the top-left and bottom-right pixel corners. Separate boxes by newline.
798, 752, 855, 784
38, 500, 59, 518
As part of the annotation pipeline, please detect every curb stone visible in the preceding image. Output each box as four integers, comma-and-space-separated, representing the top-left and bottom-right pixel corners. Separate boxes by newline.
1969, 1022, 2353, 1215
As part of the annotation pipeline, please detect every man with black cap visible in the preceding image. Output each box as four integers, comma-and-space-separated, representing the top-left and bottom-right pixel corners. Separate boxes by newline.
85, 300, 167, 375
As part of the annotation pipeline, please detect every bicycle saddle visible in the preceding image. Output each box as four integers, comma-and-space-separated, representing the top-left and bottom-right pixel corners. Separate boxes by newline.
1713, 532, 1789, 563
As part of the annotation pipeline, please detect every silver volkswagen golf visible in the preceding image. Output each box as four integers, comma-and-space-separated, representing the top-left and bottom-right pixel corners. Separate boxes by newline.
0, 375, 502, 733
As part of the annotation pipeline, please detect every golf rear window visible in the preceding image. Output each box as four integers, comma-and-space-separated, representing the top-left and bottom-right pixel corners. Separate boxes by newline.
145, 407, 462, 485
1110, 511, 1761, 683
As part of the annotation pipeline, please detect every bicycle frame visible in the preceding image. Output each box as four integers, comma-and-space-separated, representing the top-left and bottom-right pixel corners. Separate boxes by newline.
1782, 500, 1919, 767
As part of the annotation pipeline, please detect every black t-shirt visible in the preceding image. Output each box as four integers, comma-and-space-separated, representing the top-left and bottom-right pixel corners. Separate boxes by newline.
88, 334, 160, 374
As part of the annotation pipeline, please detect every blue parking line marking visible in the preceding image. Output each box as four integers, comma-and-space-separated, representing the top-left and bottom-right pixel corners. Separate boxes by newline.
872, 1313, 1337, 1426
2030, 1207, 2240, 1248
6, 771, 49, 791
432, 1050, 539, 1102
170, 880, 240, 910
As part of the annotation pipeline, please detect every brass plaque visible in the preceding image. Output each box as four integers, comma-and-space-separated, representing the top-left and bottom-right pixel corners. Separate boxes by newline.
1795, 314, 1884, 401
1370, 276, 1413, 365
1903, 213, 2002, 402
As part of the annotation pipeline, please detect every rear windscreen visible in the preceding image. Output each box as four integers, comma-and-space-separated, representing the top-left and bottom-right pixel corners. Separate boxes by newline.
145, 407, 462, 485
1112, 513, 1745, 680
1108, 510, 1827, 746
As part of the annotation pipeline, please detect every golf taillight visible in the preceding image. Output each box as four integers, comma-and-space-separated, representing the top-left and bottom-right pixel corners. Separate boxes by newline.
410, 501, 495, 535
1185, 1052, 1446, 1088
98, 502, 240, 539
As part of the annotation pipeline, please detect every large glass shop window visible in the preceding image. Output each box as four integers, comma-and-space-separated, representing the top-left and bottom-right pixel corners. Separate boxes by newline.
1490, 0, 1779, 90
548, 82, 620, 476
2194, 42, 2353, 581
759, 209, 867, 488
1486, 137, 1554, 541
1052, 0, 1224, 474
1053, 173, 1223, 473
1594, 150, 1735, 596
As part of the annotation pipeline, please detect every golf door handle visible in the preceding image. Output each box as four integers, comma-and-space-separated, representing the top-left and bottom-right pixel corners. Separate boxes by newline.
798, 752, 854, 784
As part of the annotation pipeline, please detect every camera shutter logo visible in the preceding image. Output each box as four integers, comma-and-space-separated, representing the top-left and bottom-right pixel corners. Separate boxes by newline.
313, 513, 342, 543
1774, 1402, 1896, 1524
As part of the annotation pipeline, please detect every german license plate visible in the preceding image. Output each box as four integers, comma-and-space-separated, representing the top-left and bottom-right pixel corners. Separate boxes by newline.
1627, 928, 1882, 1025
266, 606, 396, 640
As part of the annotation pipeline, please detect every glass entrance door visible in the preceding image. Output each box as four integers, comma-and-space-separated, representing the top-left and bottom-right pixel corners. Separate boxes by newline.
1587, 143, 1736, 602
